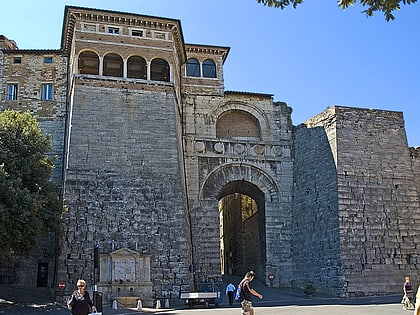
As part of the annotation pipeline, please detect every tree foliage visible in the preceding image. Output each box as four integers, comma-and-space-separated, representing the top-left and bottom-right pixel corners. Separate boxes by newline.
0, 110, 63, 258
256, 0, 417, 21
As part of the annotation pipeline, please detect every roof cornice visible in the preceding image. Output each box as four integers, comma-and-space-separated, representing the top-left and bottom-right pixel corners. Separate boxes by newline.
61, 6, 187, 63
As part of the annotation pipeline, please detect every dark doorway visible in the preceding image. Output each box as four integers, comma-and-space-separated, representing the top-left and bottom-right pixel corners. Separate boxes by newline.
218, 180, 265, 278
37, 263, 48, 287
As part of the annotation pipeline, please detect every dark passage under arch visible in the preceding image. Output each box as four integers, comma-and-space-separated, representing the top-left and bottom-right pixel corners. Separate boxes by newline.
218, 180, 266, 278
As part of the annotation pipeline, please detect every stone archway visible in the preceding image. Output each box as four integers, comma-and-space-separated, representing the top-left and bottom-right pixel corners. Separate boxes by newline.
198, 163, 280, 282
218, 180, 265, 278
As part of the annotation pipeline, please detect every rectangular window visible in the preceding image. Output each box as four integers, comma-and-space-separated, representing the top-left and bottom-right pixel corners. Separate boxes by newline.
107, 27, 120, 34
82, 23, 98, 32
13, 57, 21, 64
44, 56, 53, 64
7, 84, 18, 100
41, 83, 53, 100
131, 29, 144, 37
153, 31, 166, 40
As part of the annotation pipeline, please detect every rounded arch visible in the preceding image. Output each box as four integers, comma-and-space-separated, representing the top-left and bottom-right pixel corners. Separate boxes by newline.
186, 58, 200, 77
78, 50, 99, 75
202, 59, 216, 78
127, 55, 147, 79
207, 101, 271, 136
103, 53, 123, 77
150, 58, 170, 82
216, 109, 261, 139
200, 162, 279, 202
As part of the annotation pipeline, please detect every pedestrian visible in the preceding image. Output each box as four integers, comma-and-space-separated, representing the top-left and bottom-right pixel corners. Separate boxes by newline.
402, 276, 413, 310
226, 282, 236, 305
67, 279, 97, 315
238, 271, 263, 315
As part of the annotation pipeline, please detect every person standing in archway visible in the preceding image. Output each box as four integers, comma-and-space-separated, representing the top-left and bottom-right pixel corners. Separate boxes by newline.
226, 282, 236, 305
239, 271, 263, 315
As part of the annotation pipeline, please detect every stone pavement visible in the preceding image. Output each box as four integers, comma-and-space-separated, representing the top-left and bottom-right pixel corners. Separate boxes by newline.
0, 283, 404, 315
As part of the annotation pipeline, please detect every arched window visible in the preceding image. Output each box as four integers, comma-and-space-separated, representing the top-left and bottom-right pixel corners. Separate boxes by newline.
186, 58, 200, 77
150, 58, 170, 82
202, 59, 216, 78
127, 56, 147, 79
216, 110, 260, 139
78, 51, 99, 75
103, 53, 123, 77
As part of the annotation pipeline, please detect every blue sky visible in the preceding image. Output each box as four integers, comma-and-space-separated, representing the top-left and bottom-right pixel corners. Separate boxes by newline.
1, 0, 419, 146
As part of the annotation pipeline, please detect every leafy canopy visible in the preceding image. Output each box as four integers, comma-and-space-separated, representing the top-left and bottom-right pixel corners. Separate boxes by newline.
0, 110, 63, 257
256, 0, 417, 21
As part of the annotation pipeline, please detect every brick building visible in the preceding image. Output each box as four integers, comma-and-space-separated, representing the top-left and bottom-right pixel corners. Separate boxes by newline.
0, 6, 419, 304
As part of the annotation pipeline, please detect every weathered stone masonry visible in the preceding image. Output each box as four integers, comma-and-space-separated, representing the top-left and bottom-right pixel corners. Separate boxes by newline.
0, 6, 419, 302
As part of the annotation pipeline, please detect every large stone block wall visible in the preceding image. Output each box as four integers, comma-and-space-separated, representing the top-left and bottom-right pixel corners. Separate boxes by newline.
296, 106, 420, 296
292, 119, 342, 295
333, 107, 420, 295
56, 79, 190, 302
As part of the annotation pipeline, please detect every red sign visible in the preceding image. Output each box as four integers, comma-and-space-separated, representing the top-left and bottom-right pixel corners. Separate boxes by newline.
58, 281, 66, 289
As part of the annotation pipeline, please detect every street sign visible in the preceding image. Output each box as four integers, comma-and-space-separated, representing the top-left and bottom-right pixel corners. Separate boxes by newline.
58, 281, 65, 289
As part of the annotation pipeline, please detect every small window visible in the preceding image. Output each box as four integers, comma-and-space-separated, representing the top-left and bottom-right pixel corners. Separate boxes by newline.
154, 32, 166, 40
82, 23, 98, 32
107, 27, 120, 34
13, 57, 21, 64
42, 84, 53, 100
202, 59, 216, 78
131, 29, 144, 37
186, 58, 200, 77
44, 57, 53, 64
7, 84, 18, 100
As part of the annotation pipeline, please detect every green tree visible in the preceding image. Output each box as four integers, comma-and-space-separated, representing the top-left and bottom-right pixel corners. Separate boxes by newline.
256, 0, 417, 21
0, 110, 63, 257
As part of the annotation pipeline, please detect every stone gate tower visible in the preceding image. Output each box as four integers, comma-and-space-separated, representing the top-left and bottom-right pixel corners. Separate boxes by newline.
57, 7, 191, 304
56, 6, 295, 303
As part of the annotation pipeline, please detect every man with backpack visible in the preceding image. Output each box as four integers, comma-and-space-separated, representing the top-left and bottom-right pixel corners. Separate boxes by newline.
237, 271, 263, 315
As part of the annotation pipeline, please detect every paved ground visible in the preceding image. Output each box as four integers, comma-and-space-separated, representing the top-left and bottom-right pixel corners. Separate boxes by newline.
0, 283, 406, 315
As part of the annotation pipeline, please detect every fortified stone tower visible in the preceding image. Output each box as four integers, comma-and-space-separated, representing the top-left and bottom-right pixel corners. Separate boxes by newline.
56, 7, 295, 304
57, 7, 191, 304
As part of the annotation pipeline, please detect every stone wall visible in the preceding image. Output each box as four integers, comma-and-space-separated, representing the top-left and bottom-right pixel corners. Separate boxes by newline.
183, 91, 294, 286
334, 107, 420, 296
292, 115, 342, 294
56, 79, 190, 302
294, 106, 420, 296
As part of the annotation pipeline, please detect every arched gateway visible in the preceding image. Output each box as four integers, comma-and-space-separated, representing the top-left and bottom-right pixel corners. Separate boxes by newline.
190, 162, 291, 285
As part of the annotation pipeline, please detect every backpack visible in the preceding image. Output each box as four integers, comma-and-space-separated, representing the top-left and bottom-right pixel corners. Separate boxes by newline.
235, 279, 246, 302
